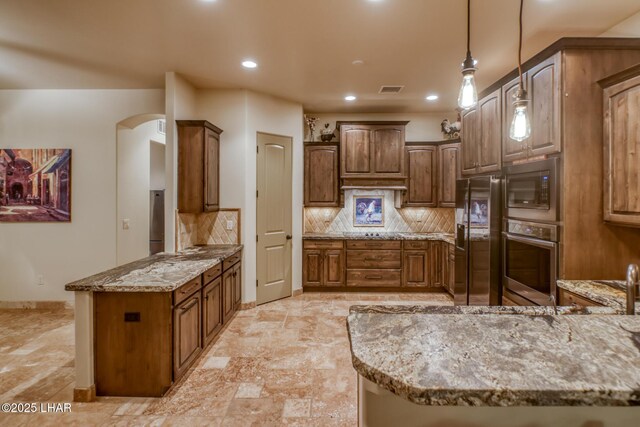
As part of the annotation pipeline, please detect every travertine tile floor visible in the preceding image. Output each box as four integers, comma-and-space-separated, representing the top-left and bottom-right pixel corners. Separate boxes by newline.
0, 292, 452, 426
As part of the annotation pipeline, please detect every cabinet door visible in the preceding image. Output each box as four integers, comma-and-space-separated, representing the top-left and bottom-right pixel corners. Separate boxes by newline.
341, 126, 371, 176
233, 262, 242, 310
204, 128, 220, 212
324, 249, 344, 286
603, 72, 640, 227
438, 143, 460, 207
477, 88, 502, 173
448, 251, 456, 295
528, 53, 562, 156
303, 249, 323, 286
222, 268, 235, 324
430, 242, 443, 287
405, 146, 437, 207
371, 126, 405, 175
461, 108, 478, 175
203, 278, 222, 346
173, 292, 202, 379
502, 75, 525, 162
403, 250, 429, 287
304, 144, 339, 206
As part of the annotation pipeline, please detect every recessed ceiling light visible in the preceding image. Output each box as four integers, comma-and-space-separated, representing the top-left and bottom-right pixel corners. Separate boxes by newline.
352, 60, 365, 66
242, 60, 258, 69
345, 95, 357, 102
426, 95, 439, 101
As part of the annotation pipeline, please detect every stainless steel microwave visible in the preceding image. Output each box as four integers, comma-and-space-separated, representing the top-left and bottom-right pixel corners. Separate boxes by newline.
503, 158, 559, 223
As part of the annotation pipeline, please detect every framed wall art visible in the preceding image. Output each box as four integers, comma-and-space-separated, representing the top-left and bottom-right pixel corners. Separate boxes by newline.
353, 195, 384, 227
0, 149, 72, 222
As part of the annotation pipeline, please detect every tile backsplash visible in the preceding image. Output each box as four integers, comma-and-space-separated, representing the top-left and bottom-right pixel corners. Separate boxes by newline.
176, 209, 240, 250
304, 190, 454, 234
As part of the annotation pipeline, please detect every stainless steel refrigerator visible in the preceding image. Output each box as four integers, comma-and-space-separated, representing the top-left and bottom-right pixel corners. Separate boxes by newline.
454, 176, 501, 306
149, 190, 165, 255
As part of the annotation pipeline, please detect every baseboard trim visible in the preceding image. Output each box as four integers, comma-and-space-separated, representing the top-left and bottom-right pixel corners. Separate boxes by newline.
302, 286, 449, 293
239, 301, 256, 310
73, 385, 96, 402
0, 300, 73, 310
292, 288, 303, 297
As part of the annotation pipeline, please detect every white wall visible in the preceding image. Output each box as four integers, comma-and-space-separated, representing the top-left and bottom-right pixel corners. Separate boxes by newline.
0, 89, 164, 302
150, 141, 166, 191
305, 112, 457, 142
195, 89, 304, 302
600, 10, 640, 37
116, 120, 165, 265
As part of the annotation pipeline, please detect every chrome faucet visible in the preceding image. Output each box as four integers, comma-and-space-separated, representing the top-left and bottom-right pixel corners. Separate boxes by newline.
626, 264, 639, 315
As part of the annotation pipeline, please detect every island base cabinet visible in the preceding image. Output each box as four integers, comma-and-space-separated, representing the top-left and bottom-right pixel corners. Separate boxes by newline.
173, 292, 202, 379
95, 293, 173, 397
358, 375, 640, 427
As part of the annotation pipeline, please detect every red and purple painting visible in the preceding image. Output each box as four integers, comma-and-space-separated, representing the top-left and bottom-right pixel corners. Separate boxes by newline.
0, 149, 71, 222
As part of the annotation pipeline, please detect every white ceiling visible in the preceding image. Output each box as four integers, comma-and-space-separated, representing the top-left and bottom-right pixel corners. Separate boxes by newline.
1, 0, 639, 113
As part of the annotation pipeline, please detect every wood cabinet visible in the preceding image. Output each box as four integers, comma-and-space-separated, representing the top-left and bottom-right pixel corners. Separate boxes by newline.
173, 290, 202, 379
461, 89, 502, 175
202, 277, 222, 346
346, 240, 402, 288
438, 143, 461, 207
601, 64, 640, 227
177, 120, 223, 213
404, 145, 437, 207
304, 143, 340, 207
403, 241, 431, 287
502, 53, 562, 162
302, 240, 345, 287
445, 243, 455, 295
222, 260, 241, 323
558, 288, 603, 307
339, 122, 407, 179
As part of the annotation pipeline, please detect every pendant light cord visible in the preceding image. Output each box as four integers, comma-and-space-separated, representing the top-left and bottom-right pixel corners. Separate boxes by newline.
466, 0, 471, 56
518, 0, 525, 90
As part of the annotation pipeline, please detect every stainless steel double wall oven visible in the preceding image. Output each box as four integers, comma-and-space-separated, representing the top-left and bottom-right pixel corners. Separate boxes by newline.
502, 158, 560, 305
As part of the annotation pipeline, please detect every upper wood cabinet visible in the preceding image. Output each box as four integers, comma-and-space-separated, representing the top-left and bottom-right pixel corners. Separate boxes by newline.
339, 122, 407, 178
304, 143, 340, 207
404, 145, 437, 207
438, 142, 461, 207
502, 53, 562, 162
601, 64, 640, 227
461, 89, 501, 175
177, 120, 223, 213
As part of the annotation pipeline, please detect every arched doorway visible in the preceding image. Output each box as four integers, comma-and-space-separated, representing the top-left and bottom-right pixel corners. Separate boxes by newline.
115, 113, 166, 265
10, 182, 24, 201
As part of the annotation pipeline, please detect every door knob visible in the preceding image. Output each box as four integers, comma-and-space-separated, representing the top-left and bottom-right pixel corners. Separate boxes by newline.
286, 235, 292, 240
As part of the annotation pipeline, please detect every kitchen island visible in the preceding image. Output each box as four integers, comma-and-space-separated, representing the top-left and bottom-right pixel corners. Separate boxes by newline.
347, 305, 640, 427
65, 244, 243, 401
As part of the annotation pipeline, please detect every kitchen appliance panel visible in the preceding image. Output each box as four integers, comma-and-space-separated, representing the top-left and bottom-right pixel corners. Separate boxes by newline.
504, 158, 559, 223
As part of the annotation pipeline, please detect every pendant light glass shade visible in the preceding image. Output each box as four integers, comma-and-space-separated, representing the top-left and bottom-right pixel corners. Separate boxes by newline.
458, 72, 478, 110
509, 93, 531, 142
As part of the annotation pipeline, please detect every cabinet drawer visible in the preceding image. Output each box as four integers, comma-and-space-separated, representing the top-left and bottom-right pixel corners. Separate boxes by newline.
223, 251, 242, 271
403, 241, 431, 250
558, 289, 603, 307
303, 239, 344, 249
346, 250, 401, 269
346, 240, 401, 250
174, 277, 202, 305
347, 269, 402, 287
203, 264, 222, 284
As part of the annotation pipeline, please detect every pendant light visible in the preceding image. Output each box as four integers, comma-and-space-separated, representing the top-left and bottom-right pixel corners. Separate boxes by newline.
509, 0, 532, 142
458, 0, 478, 110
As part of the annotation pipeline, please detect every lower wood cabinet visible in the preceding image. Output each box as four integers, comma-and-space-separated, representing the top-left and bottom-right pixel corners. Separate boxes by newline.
173, 290, 202, 379
403, 241, 431, 287
203, 277, 223, 346
94, 250, 243, 398
302, 240, 345, 287
347, 240, 402, 288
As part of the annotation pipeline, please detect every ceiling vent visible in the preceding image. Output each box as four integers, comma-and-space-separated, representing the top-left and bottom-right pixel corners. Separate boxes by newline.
379, 85, 405, 94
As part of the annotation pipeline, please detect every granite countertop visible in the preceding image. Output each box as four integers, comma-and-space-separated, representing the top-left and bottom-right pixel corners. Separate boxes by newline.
303, 232, 455, 245
557, 279, 633, 314
65, 245, 243, 292
347, 305, 640, 406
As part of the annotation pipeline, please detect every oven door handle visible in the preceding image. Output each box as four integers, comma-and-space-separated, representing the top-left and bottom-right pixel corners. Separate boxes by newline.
502, 232, 557, 249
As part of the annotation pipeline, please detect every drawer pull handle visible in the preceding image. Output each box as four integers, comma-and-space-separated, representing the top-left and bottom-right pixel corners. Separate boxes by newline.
365, 275, 383, 280
364, 258, 379, 261
181, 298, 199, 311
